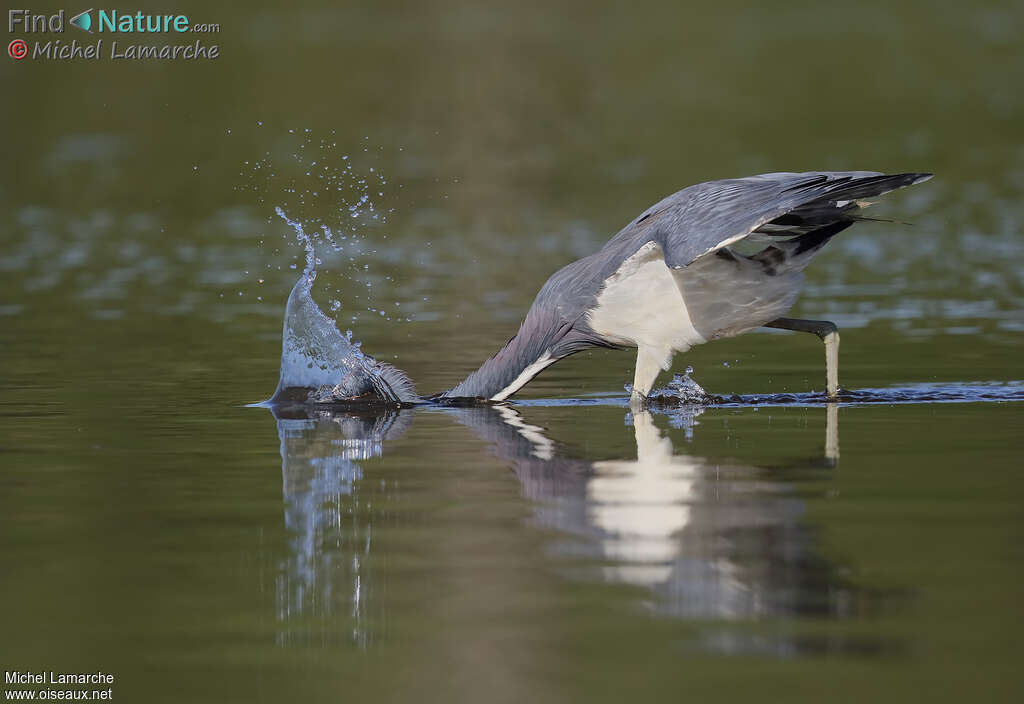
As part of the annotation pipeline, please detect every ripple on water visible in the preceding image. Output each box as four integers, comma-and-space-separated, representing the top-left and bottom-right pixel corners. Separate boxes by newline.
706, 381, 1024, 406
520, 380, 1024, 409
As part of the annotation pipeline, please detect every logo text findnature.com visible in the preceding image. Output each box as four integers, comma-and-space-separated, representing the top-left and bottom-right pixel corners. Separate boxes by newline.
7, 9, 221, 60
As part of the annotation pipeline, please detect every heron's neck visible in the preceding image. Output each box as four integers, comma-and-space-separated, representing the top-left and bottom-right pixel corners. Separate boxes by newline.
441, 327, 556, 401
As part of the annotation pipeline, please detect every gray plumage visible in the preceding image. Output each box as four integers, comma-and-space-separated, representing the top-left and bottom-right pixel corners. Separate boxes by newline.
441, 170, 931, 400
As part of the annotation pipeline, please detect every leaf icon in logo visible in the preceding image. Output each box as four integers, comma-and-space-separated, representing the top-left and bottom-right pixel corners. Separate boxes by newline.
70, 9, 92, 33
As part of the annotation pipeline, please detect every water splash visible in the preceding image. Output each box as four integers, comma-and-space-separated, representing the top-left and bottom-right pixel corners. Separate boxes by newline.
627, 366, 711, 405
236, 130, 412, 324
276, 206, 317, 281
268, 209, 417, 405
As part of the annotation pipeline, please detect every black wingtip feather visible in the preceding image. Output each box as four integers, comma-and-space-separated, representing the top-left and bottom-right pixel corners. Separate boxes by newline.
807, 172, 933, 203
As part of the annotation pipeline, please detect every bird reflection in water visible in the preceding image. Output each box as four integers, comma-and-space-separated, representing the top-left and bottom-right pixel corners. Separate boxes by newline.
453, 404, 848, 625
268, 400, 877, 654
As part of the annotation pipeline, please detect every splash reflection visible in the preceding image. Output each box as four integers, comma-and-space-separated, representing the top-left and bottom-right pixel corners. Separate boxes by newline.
272, 406, 411, 648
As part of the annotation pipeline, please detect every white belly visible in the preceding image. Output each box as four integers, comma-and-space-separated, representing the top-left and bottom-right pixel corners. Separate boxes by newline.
586, 241, 707, 355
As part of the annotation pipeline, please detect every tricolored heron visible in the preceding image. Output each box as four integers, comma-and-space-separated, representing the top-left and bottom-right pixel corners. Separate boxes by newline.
437, 171, 931, 405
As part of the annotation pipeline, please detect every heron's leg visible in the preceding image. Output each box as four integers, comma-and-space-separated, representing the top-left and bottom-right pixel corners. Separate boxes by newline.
764, 317, 840, 399
630, 346, 671, 407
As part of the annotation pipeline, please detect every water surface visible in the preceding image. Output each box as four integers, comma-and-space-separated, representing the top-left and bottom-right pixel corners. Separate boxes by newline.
2, 1, 1023, 702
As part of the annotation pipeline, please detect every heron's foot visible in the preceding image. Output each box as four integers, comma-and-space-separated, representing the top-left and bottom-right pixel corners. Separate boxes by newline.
629, 390, 649, 410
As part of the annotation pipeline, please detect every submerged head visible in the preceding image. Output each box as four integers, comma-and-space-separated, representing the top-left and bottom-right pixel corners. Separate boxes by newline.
269, 275, 418, 407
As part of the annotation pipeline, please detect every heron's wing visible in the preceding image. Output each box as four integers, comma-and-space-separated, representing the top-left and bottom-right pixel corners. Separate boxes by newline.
620, 171, 931, 269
